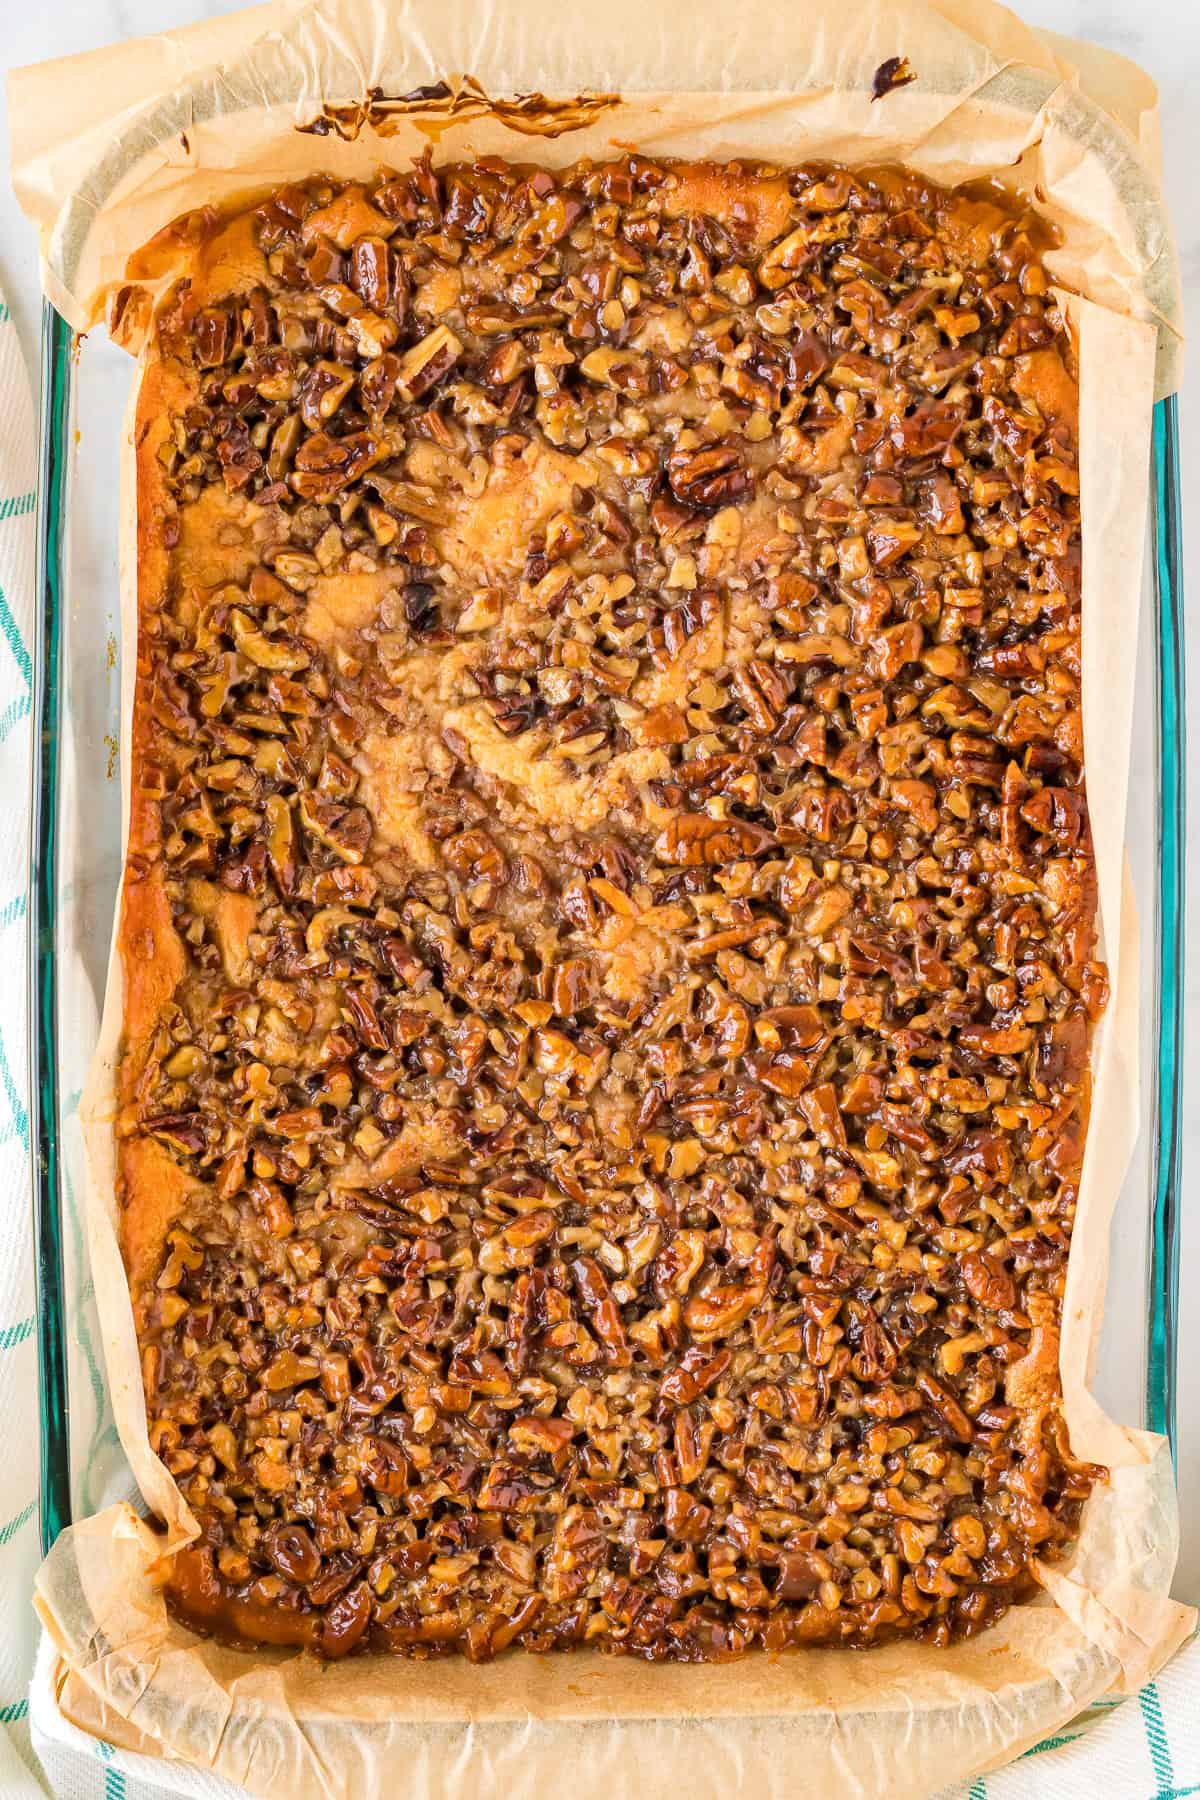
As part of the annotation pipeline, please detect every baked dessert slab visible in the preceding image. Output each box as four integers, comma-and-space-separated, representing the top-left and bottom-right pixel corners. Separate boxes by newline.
120, 153, 1103, 1662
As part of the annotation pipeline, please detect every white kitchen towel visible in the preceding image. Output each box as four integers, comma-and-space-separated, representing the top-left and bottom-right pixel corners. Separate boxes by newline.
0, 282, 1194, 1800
0, 285, 44, 1788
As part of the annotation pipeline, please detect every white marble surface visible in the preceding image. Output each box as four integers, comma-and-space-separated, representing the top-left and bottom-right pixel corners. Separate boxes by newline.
2, 0, 1200, 1593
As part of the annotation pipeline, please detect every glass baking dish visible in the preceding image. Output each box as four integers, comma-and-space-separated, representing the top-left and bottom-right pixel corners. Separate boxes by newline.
28, 301, 1186, 1578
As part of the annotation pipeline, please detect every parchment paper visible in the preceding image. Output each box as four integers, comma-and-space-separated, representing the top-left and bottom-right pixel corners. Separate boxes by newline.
8, 1, 1193, 1794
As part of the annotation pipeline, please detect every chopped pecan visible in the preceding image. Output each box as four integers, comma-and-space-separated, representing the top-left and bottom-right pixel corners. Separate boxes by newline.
289, 430, 388, 500
395, 325, 462, 400
655, 814, 777, 865
667, 443, 753, 509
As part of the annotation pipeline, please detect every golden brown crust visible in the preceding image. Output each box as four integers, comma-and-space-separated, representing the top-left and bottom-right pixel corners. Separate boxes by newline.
119, 155, 1103, 1665
659, 164, 793, 250
120, 1135, 207, 1302
119, 356, 192, 1294
1012, 347, 1076, 427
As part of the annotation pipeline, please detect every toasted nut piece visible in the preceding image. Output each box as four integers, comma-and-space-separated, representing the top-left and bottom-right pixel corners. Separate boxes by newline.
395, 325, 463, 400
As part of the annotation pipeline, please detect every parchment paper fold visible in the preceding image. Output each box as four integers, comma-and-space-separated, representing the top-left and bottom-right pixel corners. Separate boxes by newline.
8, 1, 1192, 1794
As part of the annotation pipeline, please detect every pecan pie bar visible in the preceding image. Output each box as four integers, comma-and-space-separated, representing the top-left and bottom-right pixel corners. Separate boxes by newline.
121, 154, 1104, 1662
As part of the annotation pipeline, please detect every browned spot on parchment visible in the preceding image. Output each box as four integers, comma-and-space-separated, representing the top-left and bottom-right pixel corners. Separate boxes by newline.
298, 76, 619, 143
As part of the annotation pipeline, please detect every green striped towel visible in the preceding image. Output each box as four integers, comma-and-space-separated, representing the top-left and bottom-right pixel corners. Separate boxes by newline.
0, 281, 44, 1790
